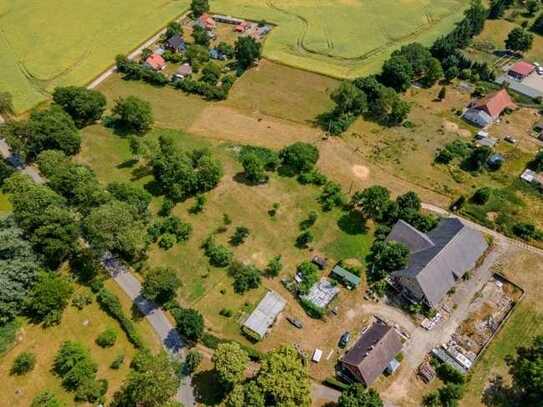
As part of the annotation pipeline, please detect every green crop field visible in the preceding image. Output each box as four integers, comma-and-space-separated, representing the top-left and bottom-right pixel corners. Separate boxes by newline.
213, 0, 469, 78
0, 0, 189, 113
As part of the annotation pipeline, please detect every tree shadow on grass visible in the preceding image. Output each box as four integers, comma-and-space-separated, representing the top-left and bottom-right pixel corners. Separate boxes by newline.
192, 369, 227, 405
143, 179, 163, 197
481, 375, 519, 407
232, 172, 268, 186
130, 165, 152, 182
337, 210, 368, 235
116, 159, 139, 169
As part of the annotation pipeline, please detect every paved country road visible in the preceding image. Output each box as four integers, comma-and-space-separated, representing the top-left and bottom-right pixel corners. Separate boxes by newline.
103, 256, 196, 406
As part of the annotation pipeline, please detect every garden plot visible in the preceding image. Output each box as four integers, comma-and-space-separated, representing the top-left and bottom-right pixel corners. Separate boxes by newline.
448, 275, 522, 364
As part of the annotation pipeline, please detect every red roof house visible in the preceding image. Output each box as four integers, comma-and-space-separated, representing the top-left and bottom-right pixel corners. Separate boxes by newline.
198, 13, 216, 30
471, 89, 516, 119
508, 61, 535, 80
144, 54, 166, 71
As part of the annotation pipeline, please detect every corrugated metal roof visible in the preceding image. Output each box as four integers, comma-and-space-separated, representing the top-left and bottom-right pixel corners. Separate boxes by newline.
242, 291, 286, 338
331, 265, 361, 287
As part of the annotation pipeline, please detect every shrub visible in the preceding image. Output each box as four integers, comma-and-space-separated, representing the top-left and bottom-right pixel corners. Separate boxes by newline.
96, 328, 117, 348
203, 236, 233, 267
110, 353, 125, 369
279, 142, 320, 173
265, 255, 283, 277
75, 378, 108, 403
300, 298, 325, 319
11, 351, 36, 375
220, 308, 233, 317
31, 391, 63, 407
159, 233, 176, 250
71, 292, 93, 310
472, 187, 491, 205
230, 226, 250, 246
183, 350, 203, 375
296, 230, 315, 248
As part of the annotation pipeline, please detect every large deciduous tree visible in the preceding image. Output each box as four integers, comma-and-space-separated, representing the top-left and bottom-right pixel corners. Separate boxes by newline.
279, 142, 319, 174
53, 86, 107, 128
256, 345, 311, 406
338, 384, 383, 407
25, 272, 74, 326
351, 185, 391, 221
111, 96, 154, 134
151, 135, 223, 201
191, 0, 209, 17
142, 267, 180, 305
111, 351, 180, 407
0, 217, 41, 323
506, 335, 543, 403
4, 106, 80, 159
235, 37, 262, 70
173, 307, 204, 340
505, 28, 534, 53
82, 200, 147, 260
212, 342, 250, 387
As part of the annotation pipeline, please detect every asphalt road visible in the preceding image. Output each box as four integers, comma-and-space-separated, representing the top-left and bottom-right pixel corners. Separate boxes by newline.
104, 256, 196, 406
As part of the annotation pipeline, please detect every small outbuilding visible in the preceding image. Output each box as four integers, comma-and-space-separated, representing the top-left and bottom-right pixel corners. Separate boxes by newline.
520, 168, 543, 188
464, 89, 516, 128
301, 278, 339, 309
173, 63, 193, 80
487, 153, 504, 169
508, 61, 535, 80
242, 290, 286, 340
197, 13, 216, 30
209, 48, 227, 60
311, 256, 327, 270
330, 265, 361, 289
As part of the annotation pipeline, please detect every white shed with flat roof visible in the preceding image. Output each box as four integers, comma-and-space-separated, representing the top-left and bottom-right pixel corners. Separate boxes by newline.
242, 291, 286, 340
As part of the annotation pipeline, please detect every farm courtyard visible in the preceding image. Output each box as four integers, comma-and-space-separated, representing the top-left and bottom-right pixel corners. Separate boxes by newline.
0, 0, 469, 112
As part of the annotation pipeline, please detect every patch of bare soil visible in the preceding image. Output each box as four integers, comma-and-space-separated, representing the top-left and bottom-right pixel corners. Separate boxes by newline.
442, 120, 470, 138
352, 164, 370, 180
188, 105, 322, 148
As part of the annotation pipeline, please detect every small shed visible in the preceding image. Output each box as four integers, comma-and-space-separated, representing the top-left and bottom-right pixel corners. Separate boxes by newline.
475, 136, 497, 148
173, 63, 192, 80
508, 61, 535, 80
312, 349, 323, 363
520, 168, 543, 187
331, 265, 361, 288
242, 291, 286, 340
385, 358, 400, 374
487, 153, 504, 169
209, 48, 227, 60
311, 256, 327, 270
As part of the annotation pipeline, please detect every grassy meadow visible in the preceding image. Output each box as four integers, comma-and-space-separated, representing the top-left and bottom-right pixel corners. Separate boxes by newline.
213, 0, 469, 78
0, 0, 189, 113
77, 124, 374, 345
0, 278, 160, 406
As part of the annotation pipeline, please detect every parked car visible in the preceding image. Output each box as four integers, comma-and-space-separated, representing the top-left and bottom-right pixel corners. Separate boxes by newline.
537, 67, 543, 75
339, 331, 351, 348
504, 135, 517, 144
287, 317, 303, 329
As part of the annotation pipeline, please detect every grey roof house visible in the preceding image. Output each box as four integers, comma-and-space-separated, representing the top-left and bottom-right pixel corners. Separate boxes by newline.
341, 320, 403, 386
386, 218, 488, 307
166, 34, 186, 52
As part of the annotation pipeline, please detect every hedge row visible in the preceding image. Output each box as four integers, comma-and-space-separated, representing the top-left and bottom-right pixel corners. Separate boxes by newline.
96, 288, 144, 349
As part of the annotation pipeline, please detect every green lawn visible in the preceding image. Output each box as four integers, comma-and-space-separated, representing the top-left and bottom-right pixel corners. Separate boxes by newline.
0, 0, 189, 113
213, 0, 469, 78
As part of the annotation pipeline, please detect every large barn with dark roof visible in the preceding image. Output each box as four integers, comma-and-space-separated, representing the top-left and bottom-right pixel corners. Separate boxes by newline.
386, 218, 488, 307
